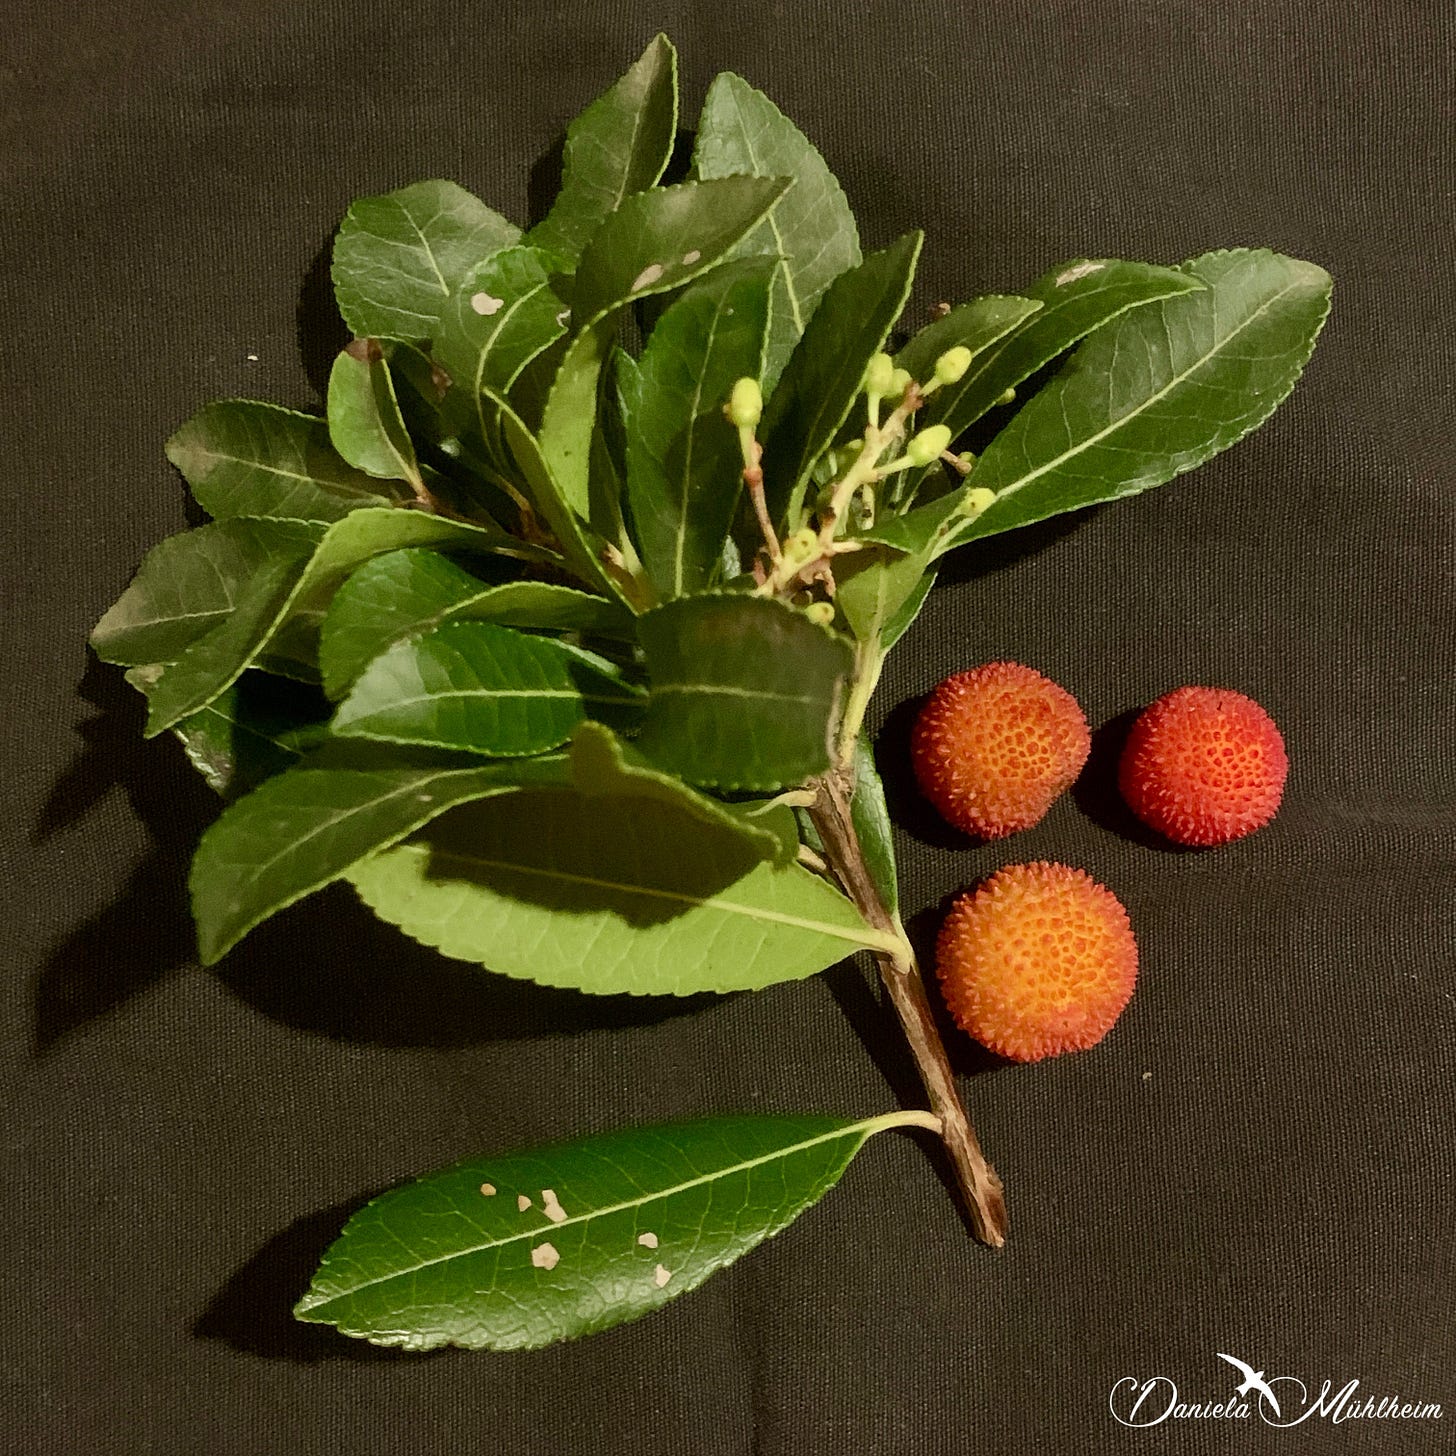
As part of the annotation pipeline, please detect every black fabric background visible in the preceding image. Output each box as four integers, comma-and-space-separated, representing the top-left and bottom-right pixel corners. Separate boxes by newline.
3, 2, 1452, 1452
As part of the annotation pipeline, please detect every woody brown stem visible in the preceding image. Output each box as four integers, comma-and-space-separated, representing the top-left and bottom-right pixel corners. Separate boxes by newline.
809, 766, 1008, 1248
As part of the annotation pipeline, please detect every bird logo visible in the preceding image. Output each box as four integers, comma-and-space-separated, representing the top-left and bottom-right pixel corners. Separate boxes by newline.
1216, 1353, 1282, 1417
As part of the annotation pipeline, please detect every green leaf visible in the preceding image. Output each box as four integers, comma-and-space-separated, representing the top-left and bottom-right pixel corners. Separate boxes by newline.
332, 622, 643, 755
918, 258, 1207, 443
894, 294, 1042, 388
166, 401, 410, 522
190, 748, 566, 964
760, 233, 922, 528
885, 249, 1333, 561
326, 343, 422, 489
849, 737, 898, 918
693, 71, 862, 389
127, 665, 332, 798
526, 33, 678, 264
143, 508, 527, 737
568, 721, 798, 867
349, 783, 893, 994
91, 518, 324, 667
332, 180, 521, 342
635, 594, 854, 791
317, 548, 632, 699
432, 246, 569, 401
624, 261, 775, 597
295, 1109, 930, 1350
540, 177, 792, 517
833, 546, 933, 651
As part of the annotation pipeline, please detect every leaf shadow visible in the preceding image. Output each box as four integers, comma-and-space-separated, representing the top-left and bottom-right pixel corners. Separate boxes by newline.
32, 658, 216, 1053
36, 660, 715, 1053
193, 1192, 428, 1363
932, 506, 1094, 590
872, 693, 982, 852
296, 228, 350, 403
527, 132, 566, 230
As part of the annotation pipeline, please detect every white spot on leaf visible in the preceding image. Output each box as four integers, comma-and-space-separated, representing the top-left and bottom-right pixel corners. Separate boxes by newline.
479, 1182, 496, 1196
681, 249, 701, 265
555, 308, 570, 326
531, 1241, 560, 1270
517, 1194, 532, 1212
541, 1189, 567, 1223
1054, 261, 1104, 287
637, 1231, 659, 1249
631, 263, 665, 291
653, 1264, 672, 1288
471, 291, 504, 315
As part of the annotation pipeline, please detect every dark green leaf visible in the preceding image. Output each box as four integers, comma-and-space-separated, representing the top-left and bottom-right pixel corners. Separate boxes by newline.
190, 748, 566, 963
849, 737, 898, 918
568, 721, 798, 867
166, 401, 409, 522
883, 249, 1332, 561
693, 71, 862, 389
918, 258, 1207, 443
127, 665, 331, 797
624, 261, 775, 597
526, 34, 678, 264
833, 546, 932, 651
332, 621, 643, 755
894, 294, 1042, 394
432, 246, 569, 402
326, 343, 422, 489
635, 594, 854, 791
332, 179, 520, 341
296, 1110, 931, 1350
317, 548, 632, 699
760, 233, 922, 528
540, 177, 792, 517
91, 518, 324, 667
349, 783, 893, 994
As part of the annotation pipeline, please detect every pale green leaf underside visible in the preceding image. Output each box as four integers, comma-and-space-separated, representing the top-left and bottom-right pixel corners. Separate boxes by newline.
526, 33, 678, 264
332, 620, 643, 755
635, 594, 855, 791
692, 71, 862, 389
166, 401, 408, 522
296, 1111, 918, 1351
349, 783, 890, 995
317, 547, 631, 699
332, 179, 521, 341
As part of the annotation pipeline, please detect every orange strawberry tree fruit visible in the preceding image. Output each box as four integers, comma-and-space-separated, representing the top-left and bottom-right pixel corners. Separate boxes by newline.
89, 34, 1331, 1351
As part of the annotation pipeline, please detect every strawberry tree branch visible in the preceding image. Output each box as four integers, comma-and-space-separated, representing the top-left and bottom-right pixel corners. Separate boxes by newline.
808, 764, 1009, 1247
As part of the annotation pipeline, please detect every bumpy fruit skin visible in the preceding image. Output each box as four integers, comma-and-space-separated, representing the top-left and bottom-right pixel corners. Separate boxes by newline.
1118, 686, 1288, 846
911, 662, 1091, 839
936, 862, 1138, 1062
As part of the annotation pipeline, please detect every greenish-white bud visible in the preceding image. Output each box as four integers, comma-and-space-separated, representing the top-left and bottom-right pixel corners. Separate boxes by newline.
782, 526, 819, 566
933, 346, 973, 386
889, 367, 913, 401
965, 486, 996, 515
805, 601, 835, 627
995, 385, 1017, 407
728, 377, 763, 429
905, 424, 953, 467
864, 352, 895, 397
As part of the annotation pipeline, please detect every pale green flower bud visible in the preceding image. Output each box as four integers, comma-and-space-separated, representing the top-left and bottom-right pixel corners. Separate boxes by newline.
905, 424, 953, 467
995, 385, 1017, 407
805, 601, 836, 627
863, 352, 895, 397
889, 367, 913, 401
782, 526, 819, 566
933, 346, 973, 386
728, 377, 763, 429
